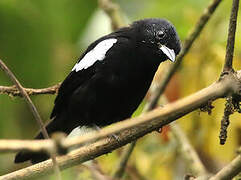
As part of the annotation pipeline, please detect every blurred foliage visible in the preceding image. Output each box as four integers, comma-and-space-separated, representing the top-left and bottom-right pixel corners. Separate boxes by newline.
0, 0, 241, 179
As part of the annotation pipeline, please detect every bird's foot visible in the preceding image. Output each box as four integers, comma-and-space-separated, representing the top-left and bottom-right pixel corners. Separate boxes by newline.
110, 133, 120, 141
91, 124, 120, 141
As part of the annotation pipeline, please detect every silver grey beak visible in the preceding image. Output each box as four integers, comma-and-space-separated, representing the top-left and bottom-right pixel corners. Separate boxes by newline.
159, 45, 176, 62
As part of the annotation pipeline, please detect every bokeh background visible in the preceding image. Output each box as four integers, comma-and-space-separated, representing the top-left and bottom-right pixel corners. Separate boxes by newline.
0, 0, 241, 179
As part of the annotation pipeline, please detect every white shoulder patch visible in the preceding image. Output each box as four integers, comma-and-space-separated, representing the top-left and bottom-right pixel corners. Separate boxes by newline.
72, 38, 117, 72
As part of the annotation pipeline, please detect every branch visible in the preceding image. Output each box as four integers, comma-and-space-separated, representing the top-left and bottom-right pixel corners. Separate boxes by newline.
84, 161, 115, 180
223, 0, 239, 71
209, 154, 241, 180
0, 84, 59, 97
0, 60, 49, 138
0, 139, 54, 153
125, 165, 148, 180
171, 123, 207, 176
146, 0, 223, 110
98, 0, 125, 30
1, 70, 240, 179
0, 59, 61, 180
219, 0, 240, 145
112, 141, 136, 178
157, 96, 207, 176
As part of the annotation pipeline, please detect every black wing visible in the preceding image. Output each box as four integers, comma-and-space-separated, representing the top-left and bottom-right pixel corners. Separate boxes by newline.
50, 31, 130, 119
51, 38, 108, 118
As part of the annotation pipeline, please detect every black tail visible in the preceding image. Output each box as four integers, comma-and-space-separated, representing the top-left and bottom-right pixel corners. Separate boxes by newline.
14, 113, 75, 164
14, 150, 49, 164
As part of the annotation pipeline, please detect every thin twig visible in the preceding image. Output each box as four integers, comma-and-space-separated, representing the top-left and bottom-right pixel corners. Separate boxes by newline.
209, 155, 241, 180
219, 0, 240, 146
113, 141, 136, 178
0, 60, 50, 138
223, 0, 239, 71
98, 0, 125, 30
82, 161, 115, 180
171, 123, 207, 176
0, 84, 59, 97
0, 59, 61, 180
160, 96, 207, 176
91, 161, 115, 180
125, 165, 148, 180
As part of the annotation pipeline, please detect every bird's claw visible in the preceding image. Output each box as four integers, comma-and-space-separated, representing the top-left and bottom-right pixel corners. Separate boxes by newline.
109, 134, 120, 141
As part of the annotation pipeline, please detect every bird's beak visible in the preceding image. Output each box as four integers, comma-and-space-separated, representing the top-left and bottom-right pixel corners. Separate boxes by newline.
159, 45, 176, 62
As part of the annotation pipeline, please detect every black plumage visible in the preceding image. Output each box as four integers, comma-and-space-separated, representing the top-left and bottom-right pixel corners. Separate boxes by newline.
15, 18, 181, 164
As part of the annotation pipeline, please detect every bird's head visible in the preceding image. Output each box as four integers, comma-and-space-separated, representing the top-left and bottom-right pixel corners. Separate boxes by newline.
131, 18, 181, 62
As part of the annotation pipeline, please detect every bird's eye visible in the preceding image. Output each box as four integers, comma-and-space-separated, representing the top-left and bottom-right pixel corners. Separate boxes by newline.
157, 31, 165, 39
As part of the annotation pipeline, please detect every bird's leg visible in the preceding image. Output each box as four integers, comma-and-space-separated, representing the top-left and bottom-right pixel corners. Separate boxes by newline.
110, 133, 120, 141
92, 124, 120, 141
92, 124, 101, 131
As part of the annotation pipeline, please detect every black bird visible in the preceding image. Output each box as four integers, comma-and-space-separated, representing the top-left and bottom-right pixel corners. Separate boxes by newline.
15, 18, 181, 164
